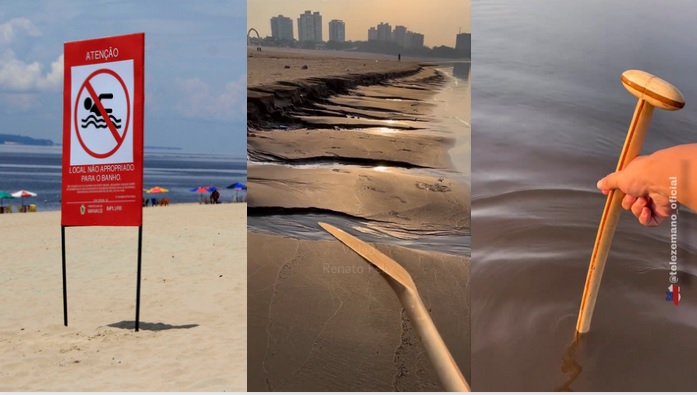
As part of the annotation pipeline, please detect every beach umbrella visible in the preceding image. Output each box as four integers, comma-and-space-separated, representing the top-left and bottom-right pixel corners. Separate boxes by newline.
190, 186, 209, 199
0, 191, 14, 206
11, 190, 37, 207
145, 186, 169, 206
226, 182, 247, 202
145, 186, 169, 194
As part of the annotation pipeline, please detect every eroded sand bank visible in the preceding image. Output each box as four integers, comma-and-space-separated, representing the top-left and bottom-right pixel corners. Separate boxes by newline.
247, 49, 470, 391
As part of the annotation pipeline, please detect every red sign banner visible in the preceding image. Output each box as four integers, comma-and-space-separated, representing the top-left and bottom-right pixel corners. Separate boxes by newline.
61, 33, 144, 226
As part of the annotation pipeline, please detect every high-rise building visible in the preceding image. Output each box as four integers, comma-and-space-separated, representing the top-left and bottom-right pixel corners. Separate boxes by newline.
297, 10, 323, 42
404, 31, 413, 48
368, 27, 377, 41
270, 15, 294, 41
313, 12, 322, 42
328, 19, 345, 42
404, 31, 424, 48
376, 22, 392, 42
393, 25, 407, 47
412, 32, 425, 48
456, 32, 471, 56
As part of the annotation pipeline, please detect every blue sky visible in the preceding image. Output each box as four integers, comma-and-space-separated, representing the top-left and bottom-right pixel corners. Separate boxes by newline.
0, 0, 246, 155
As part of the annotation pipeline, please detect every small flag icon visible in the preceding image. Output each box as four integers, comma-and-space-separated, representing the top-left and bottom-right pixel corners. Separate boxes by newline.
666, 284, 681, 306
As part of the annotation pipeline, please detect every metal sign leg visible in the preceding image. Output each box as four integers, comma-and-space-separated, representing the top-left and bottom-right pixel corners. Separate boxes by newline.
62, 226, 68, 326
135, 225, 143, 331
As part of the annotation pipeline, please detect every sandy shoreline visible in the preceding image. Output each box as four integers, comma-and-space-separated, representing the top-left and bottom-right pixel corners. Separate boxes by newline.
0, 203, 246, 391
248, 232, 469, 391
248, 164, 469, 234
247, 48, 433, 127
247, 50, 470, 391
248, 48, 424, 88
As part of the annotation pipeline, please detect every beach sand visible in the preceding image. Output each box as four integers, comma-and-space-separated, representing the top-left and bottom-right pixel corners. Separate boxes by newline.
247, 49, 470, 391
247, 232, 469, 392
249, 164, 469, 234
247, 49, 435, 128
248, 47, 423, 87
0, 203, 246, 391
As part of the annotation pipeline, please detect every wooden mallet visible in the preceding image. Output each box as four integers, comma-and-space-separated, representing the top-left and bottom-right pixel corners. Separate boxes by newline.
576, 70, 685, 334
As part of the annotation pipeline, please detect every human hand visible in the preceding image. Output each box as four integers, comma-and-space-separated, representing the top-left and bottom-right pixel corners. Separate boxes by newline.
596, 156, 672, 227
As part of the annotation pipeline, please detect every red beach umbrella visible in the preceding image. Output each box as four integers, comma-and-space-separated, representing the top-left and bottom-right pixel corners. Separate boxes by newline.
11, 190, 37, 207
191, 186, 211, 202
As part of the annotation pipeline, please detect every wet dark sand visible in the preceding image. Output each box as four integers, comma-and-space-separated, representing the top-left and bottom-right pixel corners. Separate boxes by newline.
247, 49, 431, 128
247, 232, 469, 391
248, 128, 454, 169
247, 57, 441, 129
248, 164, 468, 235
310, 103, 436, 121
247, 51, 469, 391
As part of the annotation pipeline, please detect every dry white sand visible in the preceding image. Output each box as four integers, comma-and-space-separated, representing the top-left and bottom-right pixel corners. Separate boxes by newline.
0, 203, 246, 391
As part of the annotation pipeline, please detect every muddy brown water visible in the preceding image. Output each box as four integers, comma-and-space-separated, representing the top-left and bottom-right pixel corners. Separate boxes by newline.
473, 0, 697, 390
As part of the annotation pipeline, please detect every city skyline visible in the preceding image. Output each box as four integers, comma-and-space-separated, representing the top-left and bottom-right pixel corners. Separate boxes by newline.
248, 0, 470, 48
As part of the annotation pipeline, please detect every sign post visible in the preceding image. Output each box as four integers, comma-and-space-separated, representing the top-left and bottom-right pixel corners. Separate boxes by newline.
61, 33, 144, 331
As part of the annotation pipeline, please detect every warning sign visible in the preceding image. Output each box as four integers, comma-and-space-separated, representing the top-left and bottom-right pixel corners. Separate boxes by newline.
72, 62, 133, 164
61, 33, 144, 227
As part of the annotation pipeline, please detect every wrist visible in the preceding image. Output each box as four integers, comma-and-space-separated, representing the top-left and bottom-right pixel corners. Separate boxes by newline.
645, 148, 673, 198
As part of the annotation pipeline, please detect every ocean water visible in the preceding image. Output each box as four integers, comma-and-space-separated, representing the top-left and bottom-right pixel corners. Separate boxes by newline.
472, 0, 697, 391
0, 145, 246, 212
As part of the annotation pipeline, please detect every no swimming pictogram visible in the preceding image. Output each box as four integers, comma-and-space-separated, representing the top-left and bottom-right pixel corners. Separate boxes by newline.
73, 68, 131, 159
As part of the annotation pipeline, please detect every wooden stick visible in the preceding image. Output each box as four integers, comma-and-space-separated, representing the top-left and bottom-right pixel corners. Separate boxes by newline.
319, 222, 470, 392
576, 70, 685, 334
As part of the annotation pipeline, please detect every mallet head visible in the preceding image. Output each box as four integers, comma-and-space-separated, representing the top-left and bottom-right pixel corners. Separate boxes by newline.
621, 70, 685, 111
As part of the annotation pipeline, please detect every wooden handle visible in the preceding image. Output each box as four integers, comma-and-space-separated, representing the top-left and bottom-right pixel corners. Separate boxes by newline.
318, 222, 470, 391
397, 288, 471, 392
576, 100, 655, 333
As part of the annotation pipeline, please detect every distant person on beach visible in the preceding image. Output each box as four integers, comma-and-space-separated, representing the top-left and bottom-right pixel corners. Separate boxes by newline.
597, 143, 697, 227
210, 189, 220, 204
398, 53, 401, 61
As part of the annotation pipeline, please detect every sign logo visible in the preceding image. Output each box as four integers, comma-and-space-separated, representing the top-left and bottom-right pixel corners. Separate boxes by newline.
70, 60, 134, 166
666, 284, 681, 305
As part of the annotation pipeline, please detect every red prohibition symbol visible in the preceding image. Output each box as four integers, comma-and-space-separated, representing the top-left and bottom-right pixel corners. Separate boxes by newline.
73, 68, 131, 159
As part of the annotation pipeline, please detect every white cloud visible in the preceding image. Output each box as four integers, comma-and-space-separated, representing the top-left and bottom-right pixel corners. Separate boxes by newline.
0, 50, 63, 92
0, 18, 41, 44
171, 74, 245, 121
0, 18, 61, 93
